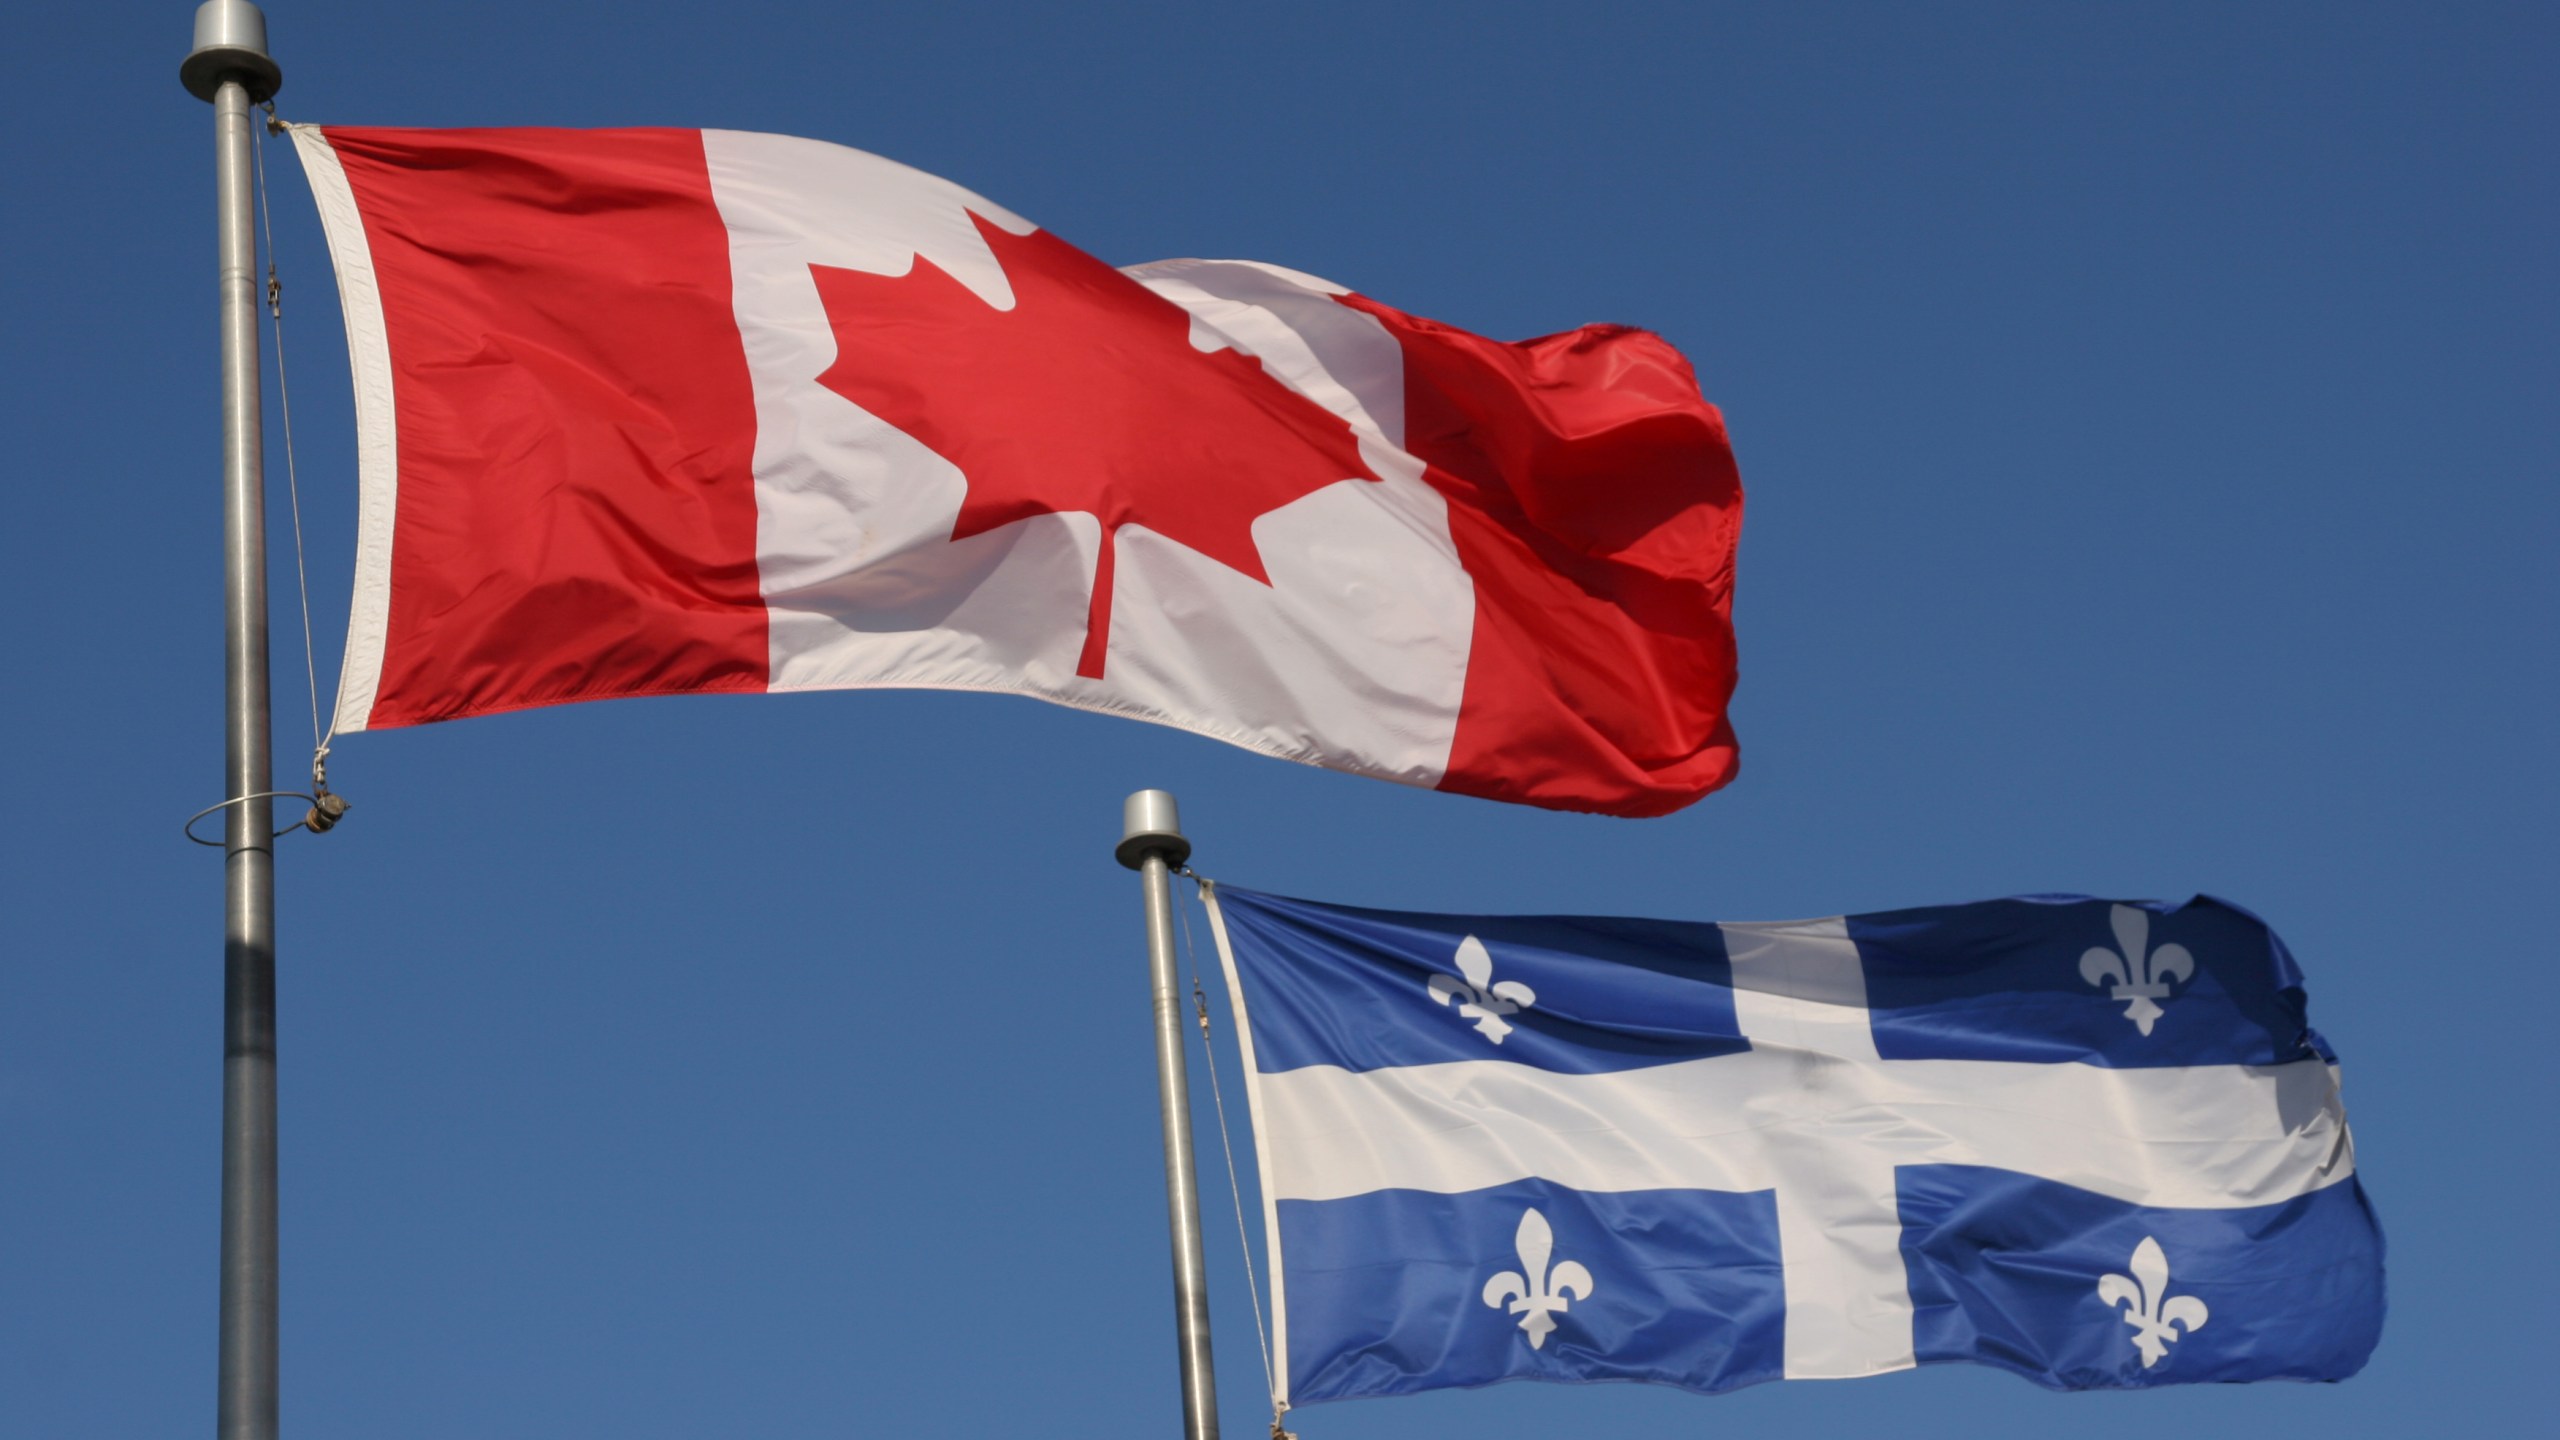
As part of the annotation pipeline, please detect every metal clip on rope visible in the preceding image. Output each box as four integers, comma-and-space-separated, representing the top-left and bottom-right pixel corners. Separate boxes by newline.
302, 751, 347, 833
303, 790, 349, 833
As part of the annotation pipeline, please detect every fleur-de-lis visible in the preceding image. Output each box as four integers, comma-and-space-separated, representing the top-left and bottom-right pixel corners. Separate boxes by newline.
1428, 936, 1536, 1044
2078, 905, 2195, 1036
1481, 1207, 1594, 1350
2097, 1236, 2210, 1369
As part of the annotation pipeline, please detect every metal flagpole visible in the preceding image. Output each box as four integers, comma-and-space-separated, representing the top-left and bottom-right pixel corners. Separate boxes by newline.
1120, 790, 1221, 1440
180, 4, 285, 1438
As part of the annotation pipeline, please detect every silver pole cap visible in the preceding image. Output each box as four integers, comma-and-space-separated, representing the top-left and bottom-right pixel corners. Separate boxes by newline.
1117, 789, 1192, 871
181, 0, 282, 103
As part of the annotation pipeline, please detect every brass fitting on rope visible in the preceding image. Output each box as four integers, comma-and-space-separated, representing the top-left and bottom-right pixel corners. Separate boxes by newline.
303, 791, 349, 834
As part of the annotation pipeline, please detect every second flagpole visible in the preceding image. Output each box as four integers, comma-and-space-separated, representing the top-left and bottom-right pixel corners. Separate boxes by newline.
1121, 790, 1221, 1439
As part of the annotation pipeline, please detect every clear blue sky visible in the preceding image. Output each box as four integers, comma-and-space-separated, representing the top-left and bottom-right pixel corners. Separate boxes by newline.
4, 2, 2551, 1436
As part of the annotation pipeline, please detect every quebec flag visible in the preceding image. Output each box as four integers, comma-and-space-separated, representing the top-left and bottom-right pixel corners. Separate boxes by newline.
1199, 884, 2382, 1408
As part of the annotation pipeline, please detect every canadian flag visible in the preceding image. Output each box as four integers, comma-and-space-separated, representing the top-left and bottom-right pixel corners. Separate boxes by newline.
293, 127, 1742, 816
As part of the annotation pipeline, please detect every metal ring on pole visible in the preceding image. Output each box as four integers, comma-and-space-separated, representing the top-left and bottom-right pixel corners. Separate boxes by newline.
184, 791, 321, 846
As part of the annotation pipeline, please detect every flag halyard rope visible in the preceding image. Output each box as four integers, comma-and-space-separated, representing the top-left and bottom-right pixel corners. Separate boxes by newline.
242, 105, 349, 839
1175, 870, 1293, 1437
253, 105, 339, 796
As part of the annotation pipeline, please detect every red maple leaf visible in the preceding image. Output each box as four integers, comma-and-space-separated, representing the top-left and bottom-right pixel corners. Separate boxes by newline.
810, 214, 1379, 678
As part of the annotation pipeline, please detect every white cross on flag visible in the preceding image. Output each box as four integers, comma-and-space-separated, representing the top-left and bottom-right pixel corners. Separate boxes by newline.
289, 125, 1742, 815
1200, 884, 2382, 1406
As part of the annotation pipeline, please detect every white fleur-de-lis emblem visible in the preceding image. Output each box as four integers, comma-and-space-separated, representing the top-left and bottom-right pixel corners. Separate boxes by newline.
1428, 936, 1536, 1044
2078, 905, 2195, 1036
1481, 1207, 1594, 1350
2098, 1236, 2209, 1369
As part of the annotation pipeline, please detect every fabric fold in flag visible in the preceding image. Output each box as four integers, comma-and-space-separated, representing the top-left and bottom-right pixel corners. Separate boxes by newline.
290, 124, 1743, 815
1198, 883, 2381, 1407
